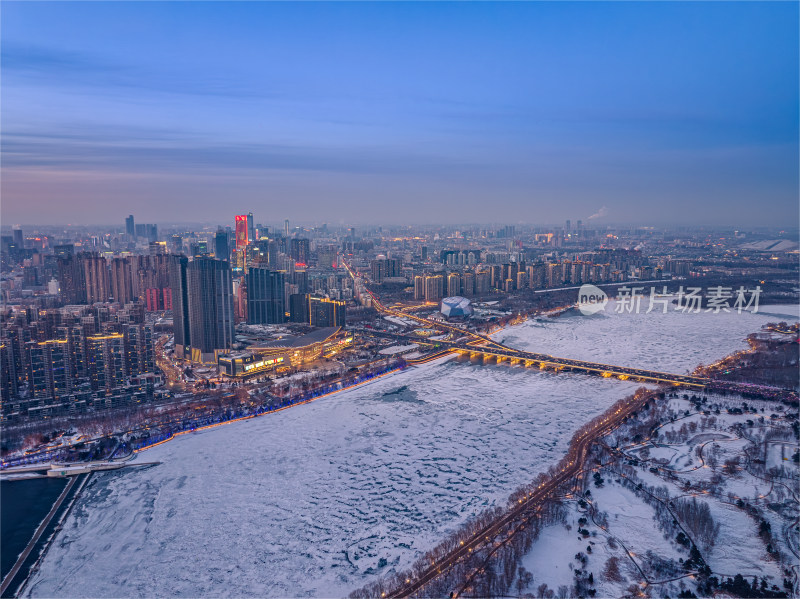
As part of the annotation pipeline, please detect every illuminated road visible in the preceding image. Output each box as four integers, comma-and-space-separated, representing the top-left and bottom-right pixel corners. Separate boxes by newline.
362, 329, 709, 388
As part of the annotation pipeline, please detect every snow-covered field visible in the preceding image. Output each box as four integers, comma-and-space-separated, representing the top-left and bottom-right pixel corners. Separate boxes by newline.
26, 305, 798, 597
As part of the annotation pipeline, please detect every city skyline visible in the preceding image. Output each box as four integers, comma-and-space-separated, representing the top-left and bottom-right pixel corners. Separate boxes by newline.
2, 2, 798, 227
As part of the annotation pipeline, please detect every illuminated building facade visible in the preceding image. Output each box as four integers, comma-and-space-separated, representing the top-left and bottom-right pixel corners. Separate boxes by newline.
235, 215, 249, 249
308, 296, 345, 327
218, 327, 351, 378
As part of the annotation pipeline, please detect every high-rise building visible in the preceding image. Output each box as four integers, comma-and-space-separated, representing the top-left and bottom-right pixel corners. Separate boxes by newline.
110, 257, 135, 304
462, 271, 475, 296
235, 215, 249, 249
214, 228, 229, 261
245, 267, 286, 325
186, 258, 234, 361
424, 275, 444, 303
414, 275, 425, 300
81, 253, 111, 303
135, 223, 158, 243
247, 212, 256, 244
12, 226, 23, 248
149, 241, 167, 255
447, 273, 461, 297
308, 296, 345, 327
123, 323, 154, 378
57, 254, 86, 304
293, 270, 309, 294
475, 271, 489, 295
290, 238, 310, 265
170, 234, 183, 254
87, 332, 126, 392
28, 339, 72, 401
168, 255, 191, 357
126, 215, 136, 239
284, 219, 290, 237
371, 259, 386, 283
289, 293, 309, 323
370, 257, 402, 283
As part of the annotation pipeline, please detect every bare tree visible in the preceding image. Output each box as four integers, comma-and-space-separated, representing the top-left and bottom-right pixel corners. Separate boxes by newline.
517, 567, 534, 596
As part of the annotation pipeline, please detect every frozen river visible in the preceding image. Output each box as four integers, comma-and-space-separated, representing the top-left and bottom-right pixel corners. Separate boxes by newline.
26, 304, 798, 597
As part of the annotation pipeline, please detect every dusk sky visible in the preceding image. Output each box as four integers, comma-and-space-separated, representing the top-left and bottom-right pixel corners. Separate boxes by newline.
2, 2, 797, 227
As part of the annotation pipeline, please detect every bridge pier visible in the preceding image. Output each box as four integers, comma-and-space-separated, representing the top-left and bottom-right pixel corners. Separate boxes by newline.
469, 352, 484, 364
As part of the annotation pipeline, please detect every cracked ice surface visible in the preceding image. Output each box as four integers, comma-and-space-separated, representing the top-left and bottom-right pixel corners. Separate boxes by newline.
26, 305, 796, 597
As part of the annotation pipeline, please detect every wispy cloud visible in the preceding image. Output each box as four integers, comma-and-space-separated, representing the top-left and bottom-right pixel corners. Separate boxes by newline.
2, 43, 277, 99
1, 125, 482, 177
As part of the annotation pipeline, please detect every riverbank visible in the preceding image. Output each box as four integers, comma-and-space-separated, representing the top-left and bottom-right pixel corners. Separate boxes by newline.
132, 360, 408, 455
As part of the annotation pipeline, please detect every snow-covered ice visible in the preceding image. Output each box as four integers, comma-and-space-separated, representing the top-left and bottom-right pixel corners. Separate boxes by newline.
496, 302, 799, 374
25, 305, 798, 597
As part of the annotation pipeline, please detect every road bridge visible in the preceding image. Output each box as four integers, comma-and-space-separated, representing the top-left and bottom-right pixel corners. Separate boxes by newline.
363, 329, 709, 388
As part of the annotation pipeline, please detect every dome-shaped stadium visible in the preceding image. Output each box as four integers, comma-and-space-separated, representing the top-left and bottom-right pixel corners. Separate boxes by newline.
440, 296, 473, 318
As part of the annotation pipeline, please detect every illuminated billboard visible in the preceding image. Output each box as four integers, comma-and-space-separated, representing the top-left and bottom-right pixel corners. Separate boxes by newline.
235, 215, 248, 249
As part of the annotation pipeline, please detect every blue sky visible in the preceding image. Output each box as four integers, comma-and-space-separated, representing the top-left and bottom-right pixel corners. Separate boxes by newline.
2, 2, 797, 227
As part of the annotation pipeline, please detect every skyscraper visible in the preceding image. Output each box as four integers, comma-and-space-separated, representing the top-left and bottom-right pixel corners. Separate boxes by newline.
126, 215, 136, 239
186, 257, 234, 361
235, 215, 248, 250
284, 219, 290, 237
169, 255, 190, 358
215, 228, 229, 261
245, 267, 286, 325
247, 212, 255, 244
